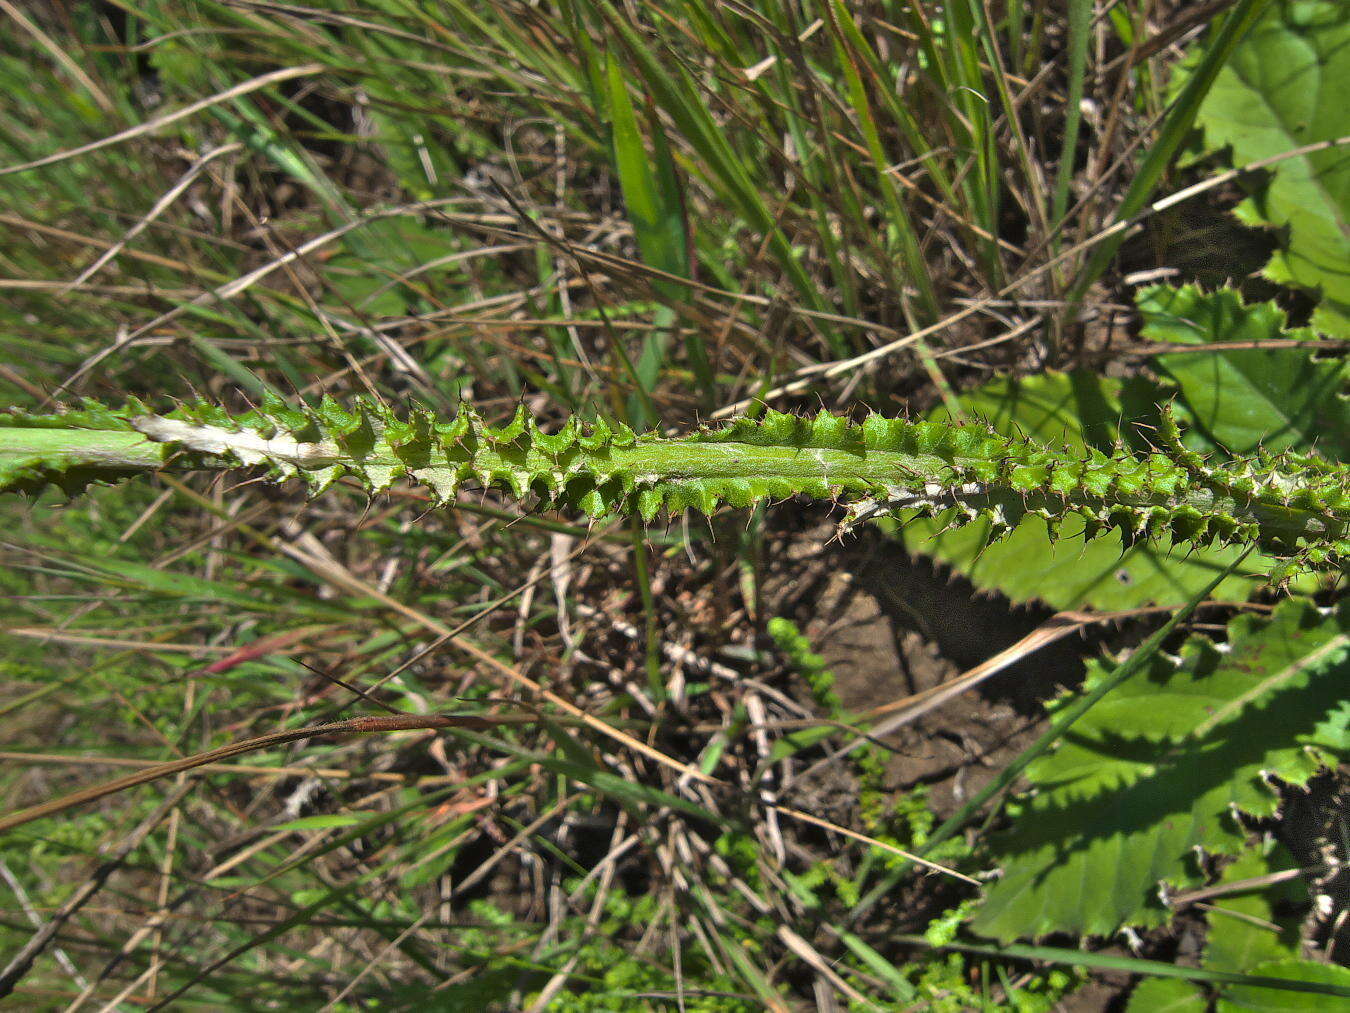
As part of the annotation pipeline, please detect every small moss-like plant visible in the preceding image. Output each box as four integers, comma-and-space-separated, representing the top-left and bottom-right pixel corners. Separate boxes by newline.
1, 396, 1346, 572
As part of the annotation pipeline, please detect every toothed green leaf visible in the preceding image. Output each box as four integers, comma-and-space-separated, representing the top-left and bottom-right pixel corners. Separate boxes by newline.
1126, 978, 1206, 1012
1218, 960, 1350, 1012
898, 373, 1282, 609
1190, 0, 1350, 337
1138, 284, 1349, 459
972, 599, 1350, 942
1205, 840, 1304, 974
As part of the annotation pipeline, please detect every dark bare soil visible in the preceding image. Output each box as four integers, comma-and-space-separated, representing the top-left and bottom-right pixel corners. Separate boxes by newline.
768, 523, 1081, 821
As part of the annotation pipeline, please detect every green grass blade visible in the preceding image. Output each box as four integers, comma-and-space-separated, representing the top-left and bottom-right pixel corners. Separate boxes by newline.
824, 0, 938, 323
1071, 0, 1275, 298
1050, 0, 1092, 234
603, 55, 690, 295
601, 54, 701, 421
596, 3, 839, 348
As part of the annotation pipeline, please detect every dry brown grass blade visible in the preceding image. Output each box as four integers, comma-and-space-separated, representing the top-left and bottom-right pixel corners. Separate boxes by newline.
66, 143, 242, 288
1, 628, 236, 654
770, 804, 979, 886
0, 0, 114, 113
0, 212, 204, 274
52, 197, 468, 397
0, 713, 527, 835
277, 527, 720, 786
1167, 867, 1308, 909
153, 477, 719, 792
0, 750, 461, 785
791, 601, 1268, 788
776, 925, 877, 1010
0, 65, 322, 177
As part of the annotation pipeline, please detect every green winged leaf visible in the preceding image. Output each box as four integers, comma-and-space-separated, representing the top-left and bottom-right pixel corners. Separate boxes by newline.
1192, 0, 1350, 336
3, 397, 1347, 573
900, 372, 1273, 609
1138, 284, 1349, 459
972, 599, 1350, 941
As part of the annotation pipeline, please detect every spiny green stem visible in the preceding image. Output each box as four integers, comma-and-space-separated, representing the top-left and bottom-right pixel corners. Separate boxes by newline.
2, 397, 1346, 569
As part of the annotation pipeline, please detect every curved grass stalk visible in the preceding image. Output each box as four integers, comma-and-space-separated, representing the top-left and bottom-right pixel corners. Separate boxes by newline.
2, 397, 1346, 568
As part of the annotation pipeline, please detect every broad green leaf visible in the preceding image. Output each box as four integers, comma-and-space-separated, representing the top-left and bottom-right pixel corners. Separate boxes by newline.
1192, 0, 1350, 336
364, 105, 462, 201
1127, 978, 1206, 1012
1138, 284, 1349, 459
1126, 841, 1306, 1010
1206, 841, 1304, 973
901, 372, 1269, 609
1219, 960, 1350, 1011
972, 600, 1350, 941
